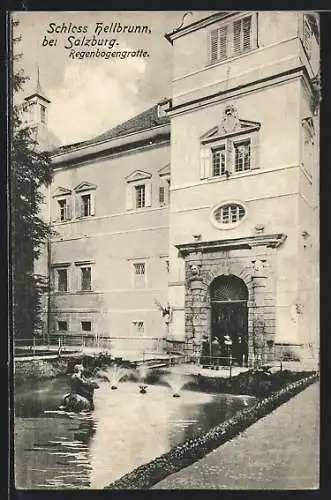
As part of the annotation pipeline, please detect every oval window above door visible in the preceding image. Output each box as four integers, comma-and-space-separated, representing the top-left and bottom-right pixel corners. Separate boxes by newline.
211, 201, 247, 229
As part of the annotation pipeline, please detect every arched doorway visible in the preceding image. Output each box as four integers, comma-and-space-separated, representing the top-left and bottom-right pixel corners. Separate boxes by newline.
210, 274, 248, 366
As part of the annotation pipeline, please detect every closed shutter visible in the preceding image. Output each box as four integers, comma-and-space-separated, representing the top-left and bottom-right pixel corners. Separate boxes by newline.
145, 182, 152, 207
90, 192, 96, 215
250, 134, 260, 170
210, 29, 218, 63
242, 16, 252, 51
65, 199, 72, 220
218, 26, 228, 60
200, 147, 212, 179
125, 184, 133, 210
75, 195, 82, 218
52, 200, 58, 222
233, 20, 242, 54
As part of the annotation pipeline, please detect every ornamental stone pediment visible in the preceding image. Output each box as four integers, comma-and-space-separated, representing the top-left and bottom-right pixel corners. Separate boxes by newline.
200, 105, 261, 144
74, 181, 97, 192
52, 186, 72, 197
125, 170, 152, 183
158, 164, 171, 177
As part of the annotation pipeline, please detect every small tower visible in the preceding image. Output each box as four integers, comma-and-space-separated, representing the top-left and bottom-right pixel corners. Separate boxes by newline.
23, 66, 60, 151
24, 67, 50, 127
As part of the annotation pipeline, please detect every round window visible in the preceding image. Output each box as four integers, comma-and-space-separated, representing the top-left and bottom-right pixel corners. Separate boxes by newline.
211, 202, 246, 229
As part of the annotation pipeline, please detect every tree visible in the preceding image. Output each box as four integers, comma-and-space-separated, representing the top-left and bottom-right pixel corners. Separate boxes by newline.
11, 19, 53, 339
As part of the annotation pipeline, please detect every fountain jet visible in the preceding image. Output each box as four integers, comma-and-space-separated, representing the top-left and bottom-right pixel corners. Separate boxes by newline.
162, 372, 192, 398
137, 364, 149, 394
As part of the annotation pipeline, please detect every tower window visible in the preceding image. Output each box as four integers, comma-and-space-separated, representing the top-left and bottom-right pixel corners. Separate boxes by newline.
212, 147, 226, 176
234, 140, 251, 172
40, 104, 46, 124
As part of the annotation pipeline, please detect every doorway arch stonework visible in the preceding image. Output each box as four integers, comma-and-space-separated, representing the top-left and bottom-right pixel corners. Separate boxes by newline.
179, 237, 282, 365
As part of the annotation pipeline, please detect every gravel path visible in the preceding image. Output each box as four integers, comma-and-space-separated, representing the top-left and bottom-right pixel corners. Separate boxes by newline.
153, 382, 319, 490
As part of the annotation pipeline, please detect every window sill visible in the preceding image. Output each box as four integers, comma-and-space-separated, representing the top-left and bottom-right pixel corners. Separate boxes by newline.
203, 169, 256, 182
207, 46, 258, 69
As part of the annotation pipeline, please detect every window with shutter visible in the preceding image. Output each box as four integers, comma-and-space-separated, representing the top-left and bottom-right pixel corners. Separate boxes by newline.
200, 147, 212, 179
302, 15, 312, 58
242, 16, 252, 51
159, 186, 165, 206
210, 29, 218, 63
209, 14, 255, 63
233, 20, 241, 54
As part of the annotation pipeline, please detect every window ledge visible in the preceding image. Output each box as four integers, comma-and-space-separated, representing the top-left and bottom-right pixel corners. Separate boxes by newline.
207, 45, 258, 70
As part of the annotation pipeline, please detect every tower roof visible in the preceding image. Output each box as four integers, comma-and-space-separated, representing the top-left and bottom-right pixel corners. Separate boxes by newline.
24, 67, 50, 103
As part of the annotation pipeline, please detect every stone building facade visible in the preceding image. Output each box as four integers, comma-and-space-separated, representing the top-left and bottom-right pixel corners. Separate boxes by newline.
33, 11, 319, 365
165, 11, 319, 364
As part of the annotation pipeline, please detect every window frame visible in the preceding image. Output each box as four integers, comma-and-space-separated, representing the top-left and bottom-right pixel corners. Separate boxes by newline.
200, 127, 259, 180
132, 260, 147, 289
233, 138, 251, 173
210, 200, 247, 230
74, 183, 97, 219
211, 144, 227, 177
74, 260, 94, 292
208, 13, 257, 65
81, 320, 92, 332
132, 320, 145, 336
52, 263, 71, 293
57, 320, 68, 331
135, 184, 146, 209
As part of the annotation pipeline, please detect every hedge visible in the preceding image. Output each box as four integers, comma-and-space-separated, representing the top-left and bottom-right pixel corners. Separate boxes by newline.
105, 372, 318, 490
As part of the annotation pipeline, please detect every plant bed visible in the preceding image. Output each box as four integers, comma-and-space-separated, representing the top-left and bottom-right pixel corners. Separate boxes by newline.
105, 371, 318, 490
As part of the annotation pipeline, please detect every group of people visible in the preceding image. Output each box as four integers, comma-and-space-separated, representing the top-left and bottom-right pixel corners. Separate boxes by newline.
200, 334, 233, 366
59, 364, 99, 413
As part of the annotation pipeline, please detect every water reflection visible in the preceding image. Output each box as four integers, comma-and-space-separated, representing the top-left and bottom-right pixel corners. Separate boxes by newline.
15, 376, 256, 489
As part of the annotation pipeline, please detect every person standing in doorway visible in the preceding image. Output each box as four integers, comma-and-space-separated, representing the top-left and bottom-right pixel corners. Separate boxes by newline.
211, 337, 221, 367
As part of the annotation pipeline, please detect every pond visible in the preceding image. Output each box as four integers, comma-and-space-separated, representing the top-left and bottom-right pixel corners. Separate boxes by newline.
14, 375, 256, 489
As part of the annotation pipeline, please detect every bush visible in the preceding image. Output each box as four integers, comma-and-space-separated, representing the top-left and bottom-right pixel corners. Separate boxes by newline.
14, 358, 68, 384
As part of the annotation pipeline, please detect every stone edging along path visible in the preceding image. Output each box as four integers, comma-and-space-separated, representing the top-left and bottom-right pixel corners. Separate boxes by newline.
105, 372, 318, 490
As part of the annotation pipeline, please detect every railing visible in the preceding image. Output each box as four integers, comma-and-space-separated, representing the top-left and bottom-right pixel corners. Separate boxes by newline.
14, 333, 167, 358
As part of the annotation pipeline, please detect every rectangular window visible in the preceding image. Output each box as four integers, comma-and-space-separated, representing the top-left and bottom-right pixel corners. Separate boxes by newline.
58, 199, 67, 221
212, 147, 226, 176
81, 266, 92, 291
81, 194, 91, 217
81, 321, 92, 332
57, 269, 68, 292
133, 262, 146, 289
135, 184, 145, 209
57, 321, 68, 331
165, 260, 170, 273
132, 321, 144, 335
159, 186, 165, 206
40, 104, 46, 123
209, 14, 254, 64
210, 26, 228, 63
234, 140, 251, 172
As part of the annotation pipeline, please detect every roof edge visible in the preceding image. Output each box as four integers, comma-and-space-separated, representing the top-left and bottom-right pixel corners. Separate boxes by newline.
164, 11, 238, 44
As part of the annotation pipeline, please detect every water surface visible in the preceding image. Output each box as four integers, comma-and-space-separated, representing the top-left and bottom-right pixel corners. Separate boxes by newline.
15, 376, 255, 489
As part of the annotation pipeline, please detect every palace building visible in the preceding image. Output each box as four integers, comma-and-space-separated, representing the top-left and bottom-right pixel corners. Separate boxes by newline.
34, 11, 320, 365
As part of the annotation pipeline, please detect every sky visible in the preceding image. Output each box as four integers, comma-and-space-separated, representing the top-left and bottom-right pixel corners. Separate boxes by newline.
12, 11, 215, 146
